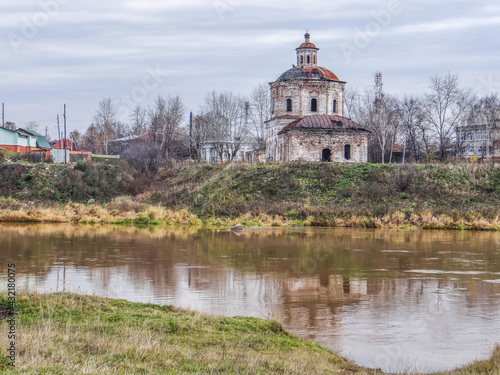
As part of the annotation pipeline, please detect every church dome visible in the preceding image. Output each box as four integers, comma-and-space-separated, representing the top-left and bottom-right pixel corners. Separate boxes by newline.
297, 42, 318, 49
277, 66, 339, 81
277, 32, 340, 81
296, 31, 318, 50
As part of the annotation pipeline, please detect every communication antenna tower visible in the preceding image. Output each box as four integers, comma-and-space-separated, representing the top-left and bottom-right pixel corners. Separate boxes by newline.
374, 71, 383, 101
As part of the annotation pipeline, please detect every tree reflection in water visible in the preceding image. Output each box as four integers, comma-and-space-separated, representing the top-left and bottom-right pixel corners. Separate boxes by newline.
1, 224, 499, 373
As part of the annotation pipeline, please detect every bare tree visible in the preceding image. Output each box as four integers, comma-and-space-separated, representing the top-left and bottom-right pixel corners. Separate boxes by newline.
191, 114, 211, 159
4, 121, 16, 130
148, 95, 185, 161
249, 82, 270, 149
130, 105, 148, 135
344, 86, 360, 119
93, 98, 122, 154
69, 130, 82, 151
423, 73, 473, 161
396, 95, 429, 162
351, 90, 399, 163
25, 121, 39, 132
81, 124, 101, 154
202, 91, 249, 162
80, 124, 102, 154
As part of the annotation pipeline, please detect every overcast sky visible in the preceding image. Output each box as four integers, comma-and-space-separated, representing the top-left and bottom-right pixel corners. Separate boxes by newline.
1, 0, 499, 139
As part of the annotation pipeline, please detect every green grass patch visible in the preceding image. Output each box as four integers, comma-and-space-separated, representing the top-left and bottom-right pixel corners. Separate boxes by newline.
0, 292, 497, 374
0, 293, 370, 374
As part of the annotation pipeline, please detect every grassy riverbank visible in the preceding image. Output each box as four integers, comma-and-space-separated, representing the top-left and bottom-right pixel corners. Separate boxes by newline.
0, 293, 370, 374
0, 293, 498, 375
153, 162, 500, 230
2, 161, 500, 229
0, 293, 500, 375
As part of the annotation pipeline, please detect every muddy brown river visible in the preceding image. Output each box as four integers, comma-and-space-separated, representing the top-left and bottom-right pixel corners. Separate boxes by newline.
0, 224, 499, 373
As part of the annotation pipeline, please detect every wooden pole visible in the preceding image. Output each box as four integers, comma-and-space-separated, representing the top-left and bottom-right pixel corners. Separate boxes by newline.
57, 115, 61, 144
63, 104, 67, 164
403, 135, 407, 165
189, 111, 193, 159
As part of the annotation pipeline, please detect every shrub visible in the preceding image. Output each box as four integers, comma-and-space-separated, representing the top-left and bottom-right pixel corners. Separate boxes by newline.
74, 160, 88, 172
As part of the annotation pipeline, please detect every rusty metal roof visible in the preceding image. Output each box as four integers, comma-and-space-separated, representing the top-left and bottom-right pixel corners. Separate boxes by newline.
277, 66, 339, 81
278, 115, 367, 135
392, 144, 404, 153
297, 42, 318, 50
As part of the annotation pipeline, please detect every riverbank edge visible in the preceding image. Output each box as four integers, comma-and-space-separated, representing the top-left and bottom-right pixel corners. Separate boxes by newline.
0, 292, 374, 374
3, 162, 500, 231
0, 292, 498, 375
1, 199, 500, 231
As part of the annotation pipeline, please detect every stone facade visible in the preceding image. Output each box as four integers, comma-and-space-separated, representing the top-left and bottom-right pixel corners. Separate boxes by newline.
279, 129, 368, 163
270, 80, 345, 118
266, 32, 368, 163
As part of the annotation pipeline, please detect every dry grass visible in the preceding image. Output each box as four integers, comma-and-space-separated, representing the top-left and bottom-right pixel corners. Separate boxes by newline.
0, 293, 498, 374
439, 345, 500, 375
1, 195, 500, 231
0, 292, 374, 374
4, 162, 500, 232
0, 197, 202, 226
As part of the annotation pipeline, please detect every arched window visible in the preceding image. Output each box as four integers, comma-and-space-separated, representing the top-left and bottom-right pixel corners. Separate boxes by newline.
307, 55, 310, 64
311, 98, 317, 112
333, 99, 337, 113
286, 98, 292, 112
300, 56, 303, 65
344, 144, 351, 160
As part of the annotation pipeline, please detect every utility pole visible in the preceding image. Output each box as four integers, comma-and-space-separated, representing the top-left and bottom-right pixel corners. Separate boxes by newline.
189, 111, 193, 159
374, 71, 383, 101
402, 138, 407, 165
57, 115, 61, 144
244, 102, 250, 162
2, 103, 4, 128
63, 104, 67, 164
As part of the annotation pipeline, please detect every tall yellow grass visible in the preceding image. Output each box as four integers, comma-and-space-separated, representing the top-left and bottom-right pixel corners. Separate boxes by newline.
1, 196, 500, 230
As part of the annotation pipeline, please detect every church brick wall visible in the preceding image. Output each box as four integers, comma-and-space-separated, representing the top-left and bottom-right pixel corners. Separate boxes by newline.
280, 129, 368, 163
271, 80, 345, 118
264, 32, 368, 164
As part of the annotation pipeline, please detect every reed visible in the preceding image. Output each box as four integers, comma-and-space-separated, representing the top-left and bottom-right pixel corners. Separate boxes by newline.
3, 199, 500, 230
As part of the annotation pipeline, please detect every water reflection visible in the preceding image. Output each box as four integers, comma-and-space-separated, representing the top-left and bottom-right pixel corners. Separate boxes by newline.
1, 224, 499, 373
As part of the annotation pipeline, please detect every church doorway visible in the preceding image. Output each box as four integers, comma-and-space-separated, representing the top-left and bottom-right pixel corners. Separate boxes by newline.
322, 148, 331, 162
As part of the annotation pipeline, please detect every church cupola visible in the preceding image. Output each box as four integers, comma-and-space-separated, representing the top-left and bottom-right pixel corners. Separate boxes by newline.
296, 31, 319, 67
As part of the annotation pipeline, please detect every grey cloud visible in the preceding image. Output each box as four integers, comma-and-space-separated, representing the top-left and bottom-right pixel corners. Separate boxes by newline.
1, 0, 498, 138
